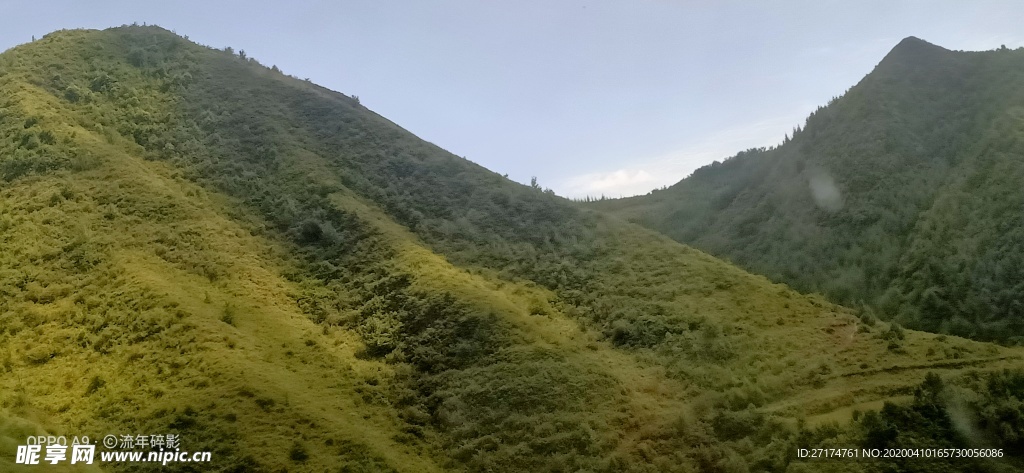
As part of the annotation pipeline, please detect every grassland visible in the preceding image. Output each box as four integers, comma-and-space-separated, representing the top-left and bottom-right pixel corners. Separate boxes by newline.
0, 26, 1021, 472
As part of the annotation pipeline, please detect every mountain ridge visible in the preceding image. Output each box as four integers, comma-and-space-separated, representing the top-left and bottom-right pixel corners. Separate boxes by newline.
589, 36, 1024, 343
0, 26, 1022, 472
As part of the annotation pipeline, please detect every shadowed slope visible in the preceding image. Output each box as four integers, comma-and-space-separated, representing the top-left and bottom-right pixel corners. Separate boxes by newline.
591, 37, 1024, 343
0, 27, 1022, 472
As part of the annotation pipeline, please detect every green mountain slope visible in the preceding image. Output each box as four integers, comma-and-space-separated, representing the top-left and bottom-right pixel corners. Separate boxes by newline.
592, 37, 1024, 343
0, 27, 1022, 472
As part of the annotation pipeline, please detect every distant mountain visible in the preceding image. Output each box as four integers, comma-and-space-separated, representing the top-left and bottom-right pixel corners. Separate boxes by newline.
591, 37, 1024, 343
0, 27, 1021, 472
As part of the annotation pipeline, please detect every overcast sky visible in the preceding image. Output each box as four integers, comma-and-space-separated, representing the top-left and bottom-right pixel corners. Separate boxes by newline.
4, 1, 1024, 197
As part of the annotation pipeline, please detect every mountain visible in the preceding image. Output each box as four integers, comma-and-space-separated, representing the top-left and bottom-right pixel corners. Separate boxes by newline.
0, 27, 1022, 472
591, 37, 1024, 344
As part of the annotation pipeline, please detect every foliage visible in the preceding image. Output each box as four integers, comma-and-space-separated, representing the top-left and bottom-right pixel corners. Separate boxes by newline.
1, 26, 1022, 472
593, 37, 1024, 343
795, 371, 1024, 472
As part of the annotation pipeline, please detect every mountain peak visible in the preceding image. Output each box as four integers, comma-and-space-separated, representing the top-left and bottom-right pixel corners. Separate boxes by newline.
4, 25, 1022, 473
895, 36, 932, 47
877, 36, 950, 68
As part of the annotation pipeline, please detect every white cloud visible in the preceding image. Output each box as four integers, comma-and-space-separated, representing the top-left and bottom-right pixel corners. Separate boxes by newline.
562, 169, 660, 198
555, 110, 810, 199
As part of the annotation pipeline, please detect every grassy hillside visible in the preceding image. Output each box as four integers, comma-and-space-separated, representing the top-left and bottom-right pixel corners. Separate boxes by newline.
591, 37, 1024, 344
0, 26, 1022, 472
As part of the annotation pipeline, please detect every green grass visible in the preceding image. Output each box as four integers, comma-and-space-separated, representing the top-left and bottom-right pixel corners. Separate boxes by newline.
0, 26, 1022, 472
